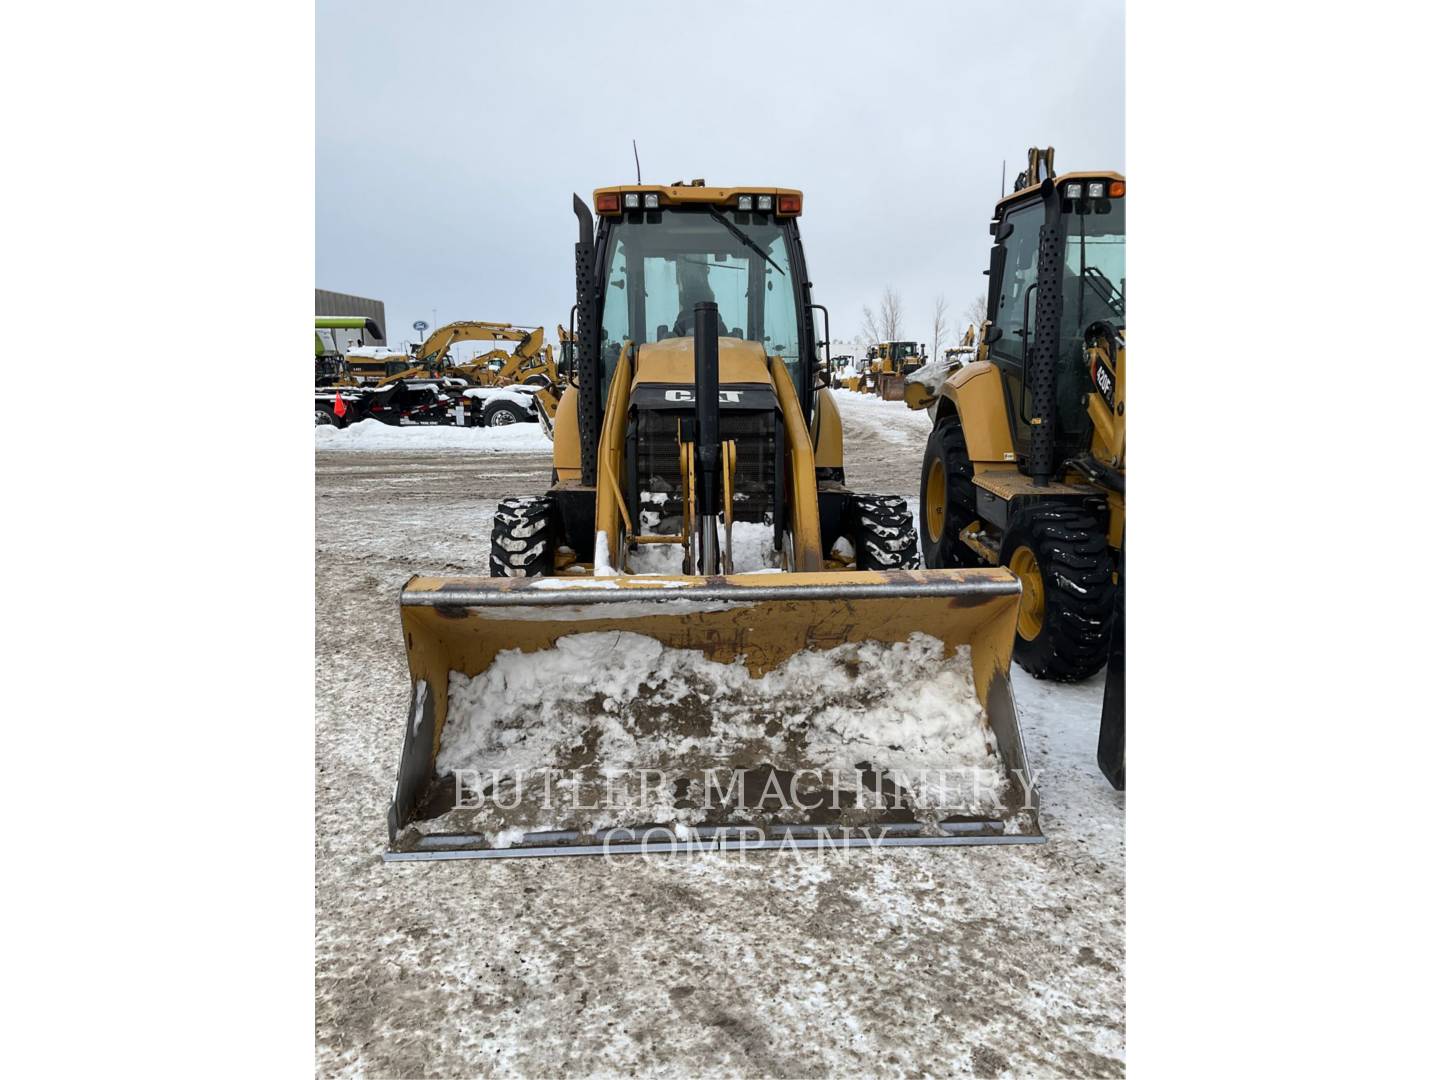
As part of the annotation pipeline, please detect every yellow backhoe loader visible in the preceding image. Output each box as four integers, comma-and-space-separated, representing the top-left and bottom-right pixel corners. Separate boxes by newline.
908, 148, 1125, 788
384, 181, 1041, 860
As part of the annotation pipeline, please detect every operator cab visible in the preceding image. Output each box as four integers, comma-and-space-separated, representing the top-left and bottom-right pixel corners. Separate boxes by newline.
589, 184, 821, 421
985, 171, 1126, 467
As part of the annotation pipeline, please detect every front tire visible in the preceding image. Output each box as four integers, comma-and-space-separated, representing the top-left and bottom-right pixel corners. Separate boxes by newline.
1000, 504, 1115, 681
919, 419, 982, 568
847, 494, 920, 570
489, 497, 559, 577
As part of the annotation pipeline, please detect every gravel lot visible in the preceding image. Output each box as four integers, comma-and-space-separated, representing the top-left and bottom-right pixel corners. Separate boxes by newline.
315, 392, 1125, 1078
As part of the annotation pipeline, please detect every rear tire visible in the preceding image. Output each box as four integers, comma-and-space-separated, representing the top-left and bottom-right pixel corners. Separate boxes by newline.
847, 494, 920, 570
1000, 503, 1115, 681
315, 409, 336, 427
482, 400, 527, 427
919, 419, 983, 568
489, 497, 559, 577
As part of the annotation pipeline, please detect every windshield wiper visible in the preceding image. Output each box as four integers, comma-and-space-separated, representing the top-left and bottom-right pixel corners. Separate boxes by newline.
705, 207, 785, 275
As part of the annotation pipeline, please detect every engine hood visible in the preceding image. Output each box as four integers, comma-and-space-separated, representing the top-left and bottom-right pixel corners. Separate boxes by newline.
631, 335, 773, 387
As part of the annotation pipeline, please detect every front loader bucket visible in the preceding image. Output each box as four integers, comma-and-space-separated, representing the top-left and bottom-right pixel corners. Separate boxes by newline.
385, 569, 1042, 860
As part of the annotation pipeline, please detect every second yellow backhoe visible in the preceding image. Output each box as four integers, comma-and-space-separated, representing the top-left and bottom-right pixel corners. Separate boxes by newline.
908, 147, 1125, 788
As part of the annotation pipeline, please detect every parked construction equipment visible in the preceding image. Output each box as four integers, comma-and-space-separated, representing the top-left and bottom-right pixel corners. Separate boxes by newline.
314, 317, 556, 430
386, 180, 1040, 859
908, 149, 1125, 788
315, 316, 383, 385
411, 320, 563, 432
871, 341, 927, 399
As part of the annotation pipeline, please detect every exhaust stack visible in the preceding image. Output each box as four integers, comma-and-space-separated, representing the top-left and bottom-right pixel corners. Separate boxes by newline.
693, 301, 722, 575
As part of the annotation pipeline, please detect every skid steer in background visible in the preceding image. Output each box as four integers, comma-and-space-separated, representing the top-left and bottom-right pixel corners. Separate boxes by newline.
386, 180, 1041, 859
908, 148, 1125, 788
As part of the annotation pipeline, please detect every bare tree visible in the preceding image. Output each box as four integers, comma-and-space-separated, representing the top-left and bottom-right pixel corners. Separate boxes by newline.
930, 294, 949, 361
962, 293, 987, 337
860, 305, 883, 347
879, 286, 903, 341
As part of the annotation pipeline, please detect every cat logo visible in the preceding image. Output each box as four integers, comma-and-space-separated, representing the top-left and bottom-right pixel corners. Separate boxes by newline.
664, 389, 744, 403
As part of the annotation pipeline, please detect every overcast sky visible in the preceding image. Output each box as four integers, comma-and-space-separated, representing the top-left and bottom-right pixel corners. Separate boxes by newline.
318, 0, 1123, 351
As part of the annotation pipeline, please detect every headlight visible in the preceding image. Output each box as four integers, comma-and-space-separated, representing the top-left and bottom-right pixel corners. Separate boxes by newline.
643, 193, 659, 209
1064, 182, 1082, 199
756, 194, 773, 211
1087, 181, 1105, 198
737, 195, 753, 210
623, 192, 640, 209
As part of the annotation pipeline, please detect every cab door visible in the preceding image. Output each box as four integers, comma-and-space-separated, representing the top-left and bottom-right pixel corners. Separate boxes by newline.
985, 198, 1045, 460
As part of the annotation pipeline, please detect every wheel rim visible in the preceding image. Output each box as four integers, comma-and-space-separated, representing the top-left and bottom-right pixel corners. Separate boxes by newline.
925, 458, 946, 542
1009, 545, 1045, 641
490, 409, 517, 427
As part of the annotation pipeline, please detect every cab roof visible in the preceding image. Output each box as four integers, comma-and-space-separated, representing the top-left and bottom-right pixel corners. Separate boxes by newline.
593, 183, 803, 215
998, 169, 1125, 212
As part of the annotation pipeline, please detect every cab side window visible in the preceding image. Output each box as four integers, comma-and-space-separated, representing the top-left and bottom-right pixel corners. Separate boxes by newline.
988, 201, 1044, 449
989, 200, 1044, 373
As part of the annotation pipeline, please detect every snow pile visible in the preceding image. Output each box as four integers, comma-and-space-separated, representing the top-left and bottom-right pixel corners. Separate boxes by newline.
459, 387, 535, 407
826, 387, 935, 445
729, 521, 781, 572
905, 359, 957, 396
433, 630, 1004, 842
315, 418, 550, 452
628, 542, 685, 574
625, 521, 780, 574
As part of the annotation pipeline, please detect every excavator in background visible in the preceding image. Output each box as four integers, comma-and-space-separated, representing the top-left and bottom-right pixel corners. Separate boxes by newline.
907, 147, 1125, 788
313, 316, 534, 429
385, 179, 1040, 859
409, 320, 564, 432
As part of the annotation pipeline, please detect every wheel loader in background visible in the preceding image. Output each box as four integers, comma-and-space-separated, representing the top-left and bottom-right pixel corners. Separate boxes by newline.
385, 180, 1041, 859
871, 340, 927, 399
907, 148, 1125, 788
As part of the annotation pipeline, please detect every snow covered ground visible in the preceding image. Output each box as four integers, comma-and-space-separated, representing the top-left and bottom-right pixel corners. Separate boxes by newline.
314, 389, 1124, 1077
315, 417, 551, 452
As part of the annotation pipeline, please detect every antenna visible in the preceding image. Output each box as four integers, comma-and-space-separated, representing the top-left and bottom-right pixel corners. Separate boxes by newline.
1001, 159, 1006, 196
632, 139, 642, 184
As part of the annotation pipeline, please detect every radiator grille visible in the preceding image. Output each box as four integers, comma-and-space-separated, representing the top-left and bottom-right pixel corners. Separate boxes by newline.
631, 409, 777, 530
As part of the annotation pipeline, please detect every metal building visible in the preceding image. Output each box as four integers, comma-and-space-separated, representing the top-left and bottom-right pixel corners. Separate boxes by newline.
315, 289, 386, 344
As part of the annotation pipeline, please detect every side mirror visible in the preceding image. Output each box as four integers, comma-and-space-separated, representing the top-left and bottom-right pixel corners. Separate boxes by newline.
807, 303, 832, 371
985, 324, 1003, 345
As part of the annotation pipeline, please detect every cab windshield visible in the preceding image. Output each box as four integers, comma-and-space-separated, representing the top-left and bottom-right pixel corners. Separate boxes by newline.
1064, 199, 1125, 335
598, 206, 802, 394
1057, 198, 1125, 434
